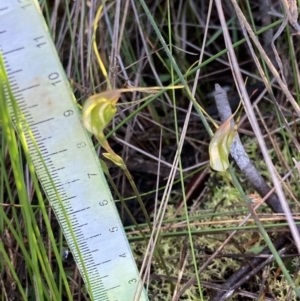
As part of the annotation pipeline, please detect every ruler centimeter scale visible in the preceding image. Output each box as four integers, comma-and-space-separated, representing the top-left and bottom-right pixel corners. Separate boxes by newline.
0, 1, 148, 300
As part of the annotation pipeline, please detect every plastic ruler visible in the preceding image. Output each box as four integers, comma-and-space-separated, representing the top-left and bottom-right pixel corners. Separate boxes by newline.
0, 1, 148, 300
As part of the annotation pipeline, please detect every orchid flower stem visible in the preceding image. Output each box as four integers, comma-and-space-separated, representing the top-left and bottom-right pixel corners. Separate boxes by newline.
101, 162, 145, 234
103, 151, 172, 281
99, 146, 172, 283
123, 166, 173, 288
104, 147, 152, 229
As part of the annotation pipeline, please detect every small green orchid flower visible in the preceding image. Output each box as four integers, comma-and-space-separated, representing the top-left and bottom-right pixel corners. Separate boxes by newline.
82, 89, 125, 168
209, 117, 236, 172
209, 101, 242, 172
82, 90, 120, 139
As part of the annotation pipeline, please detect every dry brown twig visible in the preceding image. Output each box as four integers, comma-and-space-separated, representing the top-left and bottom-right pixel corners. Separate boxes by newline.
217, 0, 300, 252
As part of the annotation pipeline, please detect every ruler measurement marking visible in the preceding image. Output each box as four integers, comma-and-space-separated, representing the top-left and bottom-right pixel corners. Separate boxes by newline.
60, 214, 79, 222
53, 204, 73, 211
97, 293, 109, 301
69, 232, 86, 239
62, 179, 80, 185
52, 167, 65, 172
71, 238, 90, 245
34, 136, 53, 142
47, 192, 68, 199
87, 233, 101, 239
32, 158, 53, 165
28, 128, 40, 134
43, 183, 62, 190
33, 160, 53, 168
49, 183, 63, 188
3, 47, 25, 55
18, 104, 30, 109
29, 117, 55, 126
93, 260, 111, 267
66, 239, 89, 247
47, 188, 65, 195
7, 69, 22, 75
75, 223, 88, 228
90, 270, 104, 276
10, 92, 26, 98
17, 84, 40, 92
13, 117, 34, 124
36, 174, 61, 182
59, 195, 76, 202
90, 249, 99, 253
29, 146, 45, 153
58, 218, 78, 226
50, 206, 72, 213
34, 161, 54, 168
47, 186, 66, 192
8, 79, 18, 85
40, 172, 58, 180
9, 82, 18, 89
47, 195, 70, 202
20, 111, 32, 117
43, 184, 61, 190
28, 146, 47, 152
69, 245, 89, 252
53, 184, 66, 190
13, 95, 25, 101
92, 284, 107, 290
56, 212, 75, 221
82, 261, 99, 268
69, 207, 90, 215
42, 179, 61, 185
38, 151, 53, 156
34, 171, 57, 179
26, 104, 38, 109
44, 149, 67, 157
94, 288, 107, 294
10, 87, 24, 93
105, 286, 121, 292
29, 136, 45, 143
93, 284, 107, 289
48, 165, 63, 171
